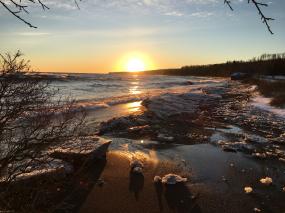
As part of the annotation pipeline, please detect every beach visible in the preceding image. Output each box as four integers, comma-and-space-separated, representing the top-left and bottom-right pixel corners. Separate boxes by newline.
3, 73, 285, 212
49, 73, 285, 213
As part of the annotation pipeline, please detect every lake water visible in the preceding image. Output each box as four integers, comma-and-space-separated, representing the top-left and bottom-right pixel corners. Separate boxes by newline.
50, 73, 226, 112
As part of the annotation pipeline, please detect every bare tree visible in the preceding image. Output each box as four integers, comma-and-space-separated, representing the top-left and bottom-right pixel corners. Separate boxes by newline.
224, 0, 274, 34
0, 51, 85, 184
0, 0, 275, 33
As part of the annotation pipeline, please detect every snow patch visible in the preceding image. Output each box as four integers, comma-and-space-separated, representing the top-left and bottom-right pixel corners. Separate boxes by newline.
251, 96, 285, 118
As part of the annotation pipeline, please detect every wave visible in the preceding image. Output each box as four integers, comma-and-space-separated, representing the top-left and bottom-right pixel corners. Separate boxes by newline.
150, 81, 193, 88
73, 96, 143, 112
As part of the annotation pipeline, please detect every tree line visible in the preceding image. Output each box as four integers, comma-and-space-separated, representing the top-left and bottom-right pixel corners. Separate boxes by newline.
148, 53, 285, 77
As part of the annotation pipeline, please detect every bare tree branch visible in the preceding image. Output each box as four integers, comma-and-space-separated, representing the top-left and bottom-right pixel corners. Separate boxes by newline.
224, 0, 233, 11
0, 0, 80, 28
225, 0, 274, 34
0, 0, 275, 33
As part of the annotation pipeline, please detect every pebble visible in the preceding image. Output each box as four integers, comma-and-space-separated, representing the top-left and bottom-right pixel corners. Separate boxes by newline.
254, 207, 261, 212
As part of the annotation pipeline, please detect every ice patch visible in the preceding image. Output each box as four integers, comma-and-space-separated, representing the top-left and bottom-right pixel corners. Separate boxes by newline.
143, 92, 220, 118
244, 186, 253, 194
260, 177, 273, 185
251, 96, 285, 118
161, 174, 187, 185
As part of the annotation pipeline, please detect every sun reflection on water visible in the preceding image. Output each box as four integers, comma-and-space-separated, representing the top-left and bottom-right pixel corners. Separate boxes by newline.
129, 75, 142, 95
129, 86, 142, 95
126, 101, 142, 113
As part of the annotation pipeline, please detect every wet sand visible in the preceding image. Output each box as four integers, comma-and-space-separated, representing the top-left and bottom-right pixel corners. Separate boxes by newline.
79, 141, 285, 213
80, 151, 197, 213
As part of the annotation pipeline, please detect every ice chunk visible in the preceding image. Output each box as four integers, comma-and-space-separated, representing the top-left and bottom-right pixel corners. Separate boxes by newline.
161, 174, 187, 185
260, 177, 272, 185
244, 186, 253, 194
157, 134, 174, 142
252, 153, 267, 159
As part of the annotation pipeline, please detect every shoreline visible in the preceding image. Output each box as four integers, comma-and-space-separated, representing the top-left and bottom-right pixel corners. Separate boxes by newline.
81, 79, 285, 212
80, 142, 285, 213
2, 77, 285, 212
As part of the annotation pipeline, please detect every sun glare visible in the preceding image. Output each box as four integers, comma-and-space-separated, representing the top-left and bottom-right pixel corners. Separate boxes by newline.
127, 58, 145, 72
115, 52, 155, 72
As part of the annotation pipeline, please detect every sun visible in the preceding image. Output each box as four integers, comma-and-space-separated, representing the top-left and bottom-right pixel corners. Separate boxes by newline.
115, 52, 155, 72
126, 58, 146, 72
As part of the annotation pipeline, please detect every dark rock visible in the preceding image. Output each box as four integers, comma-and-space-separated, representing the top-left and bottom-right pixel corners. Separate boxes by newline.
231, 72, 250, 80
222, 145, 237, 153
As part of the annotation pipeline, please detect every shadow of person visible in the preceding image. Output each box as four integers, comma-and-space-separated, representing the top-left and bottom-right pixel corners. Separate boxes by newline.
129, 171, 144, 201
154, 181, 164, 212
164, 183, 201, 213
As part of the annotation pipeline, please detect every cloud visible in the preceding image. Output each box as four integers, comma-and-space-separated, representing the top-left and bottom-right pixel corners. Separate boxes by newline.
164, 11, 184, 17
190, 11, 214, 17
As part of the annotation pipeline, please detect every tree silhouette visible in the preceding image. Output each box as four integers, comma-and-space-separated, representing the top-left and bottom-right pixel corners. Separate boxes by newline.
0, 0, 275, 33
0, 51, 85, 183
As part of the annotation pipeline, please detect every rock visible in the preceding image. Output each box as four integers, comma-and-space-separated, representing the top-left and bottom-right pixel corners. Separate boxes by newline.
187, 81, 194, 85
222, 145, 237, 153
89, 141, 112, 160
282, 186, 285, 192
244, 186, 253, 194
217, 140, 226, 145
130, 160, 144, 174
153, 176, 162, 183
254, 207, 262, 212
96, 178, 105, 187
161, 174, 187, 185
231, 72, 250, 80
99, 117, 132, 134
133, 167, 143, 173
260, 177, 273, 185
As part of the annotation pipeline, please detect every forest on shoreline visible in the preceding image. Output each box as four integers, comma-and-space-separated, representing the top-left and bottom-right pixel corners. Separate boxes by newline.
114, 53, 285, 77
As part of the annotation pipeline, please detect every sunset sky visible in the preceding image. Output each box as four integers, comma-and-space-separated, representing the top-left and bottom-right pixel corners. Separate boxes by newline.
0, 0, 285, 73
